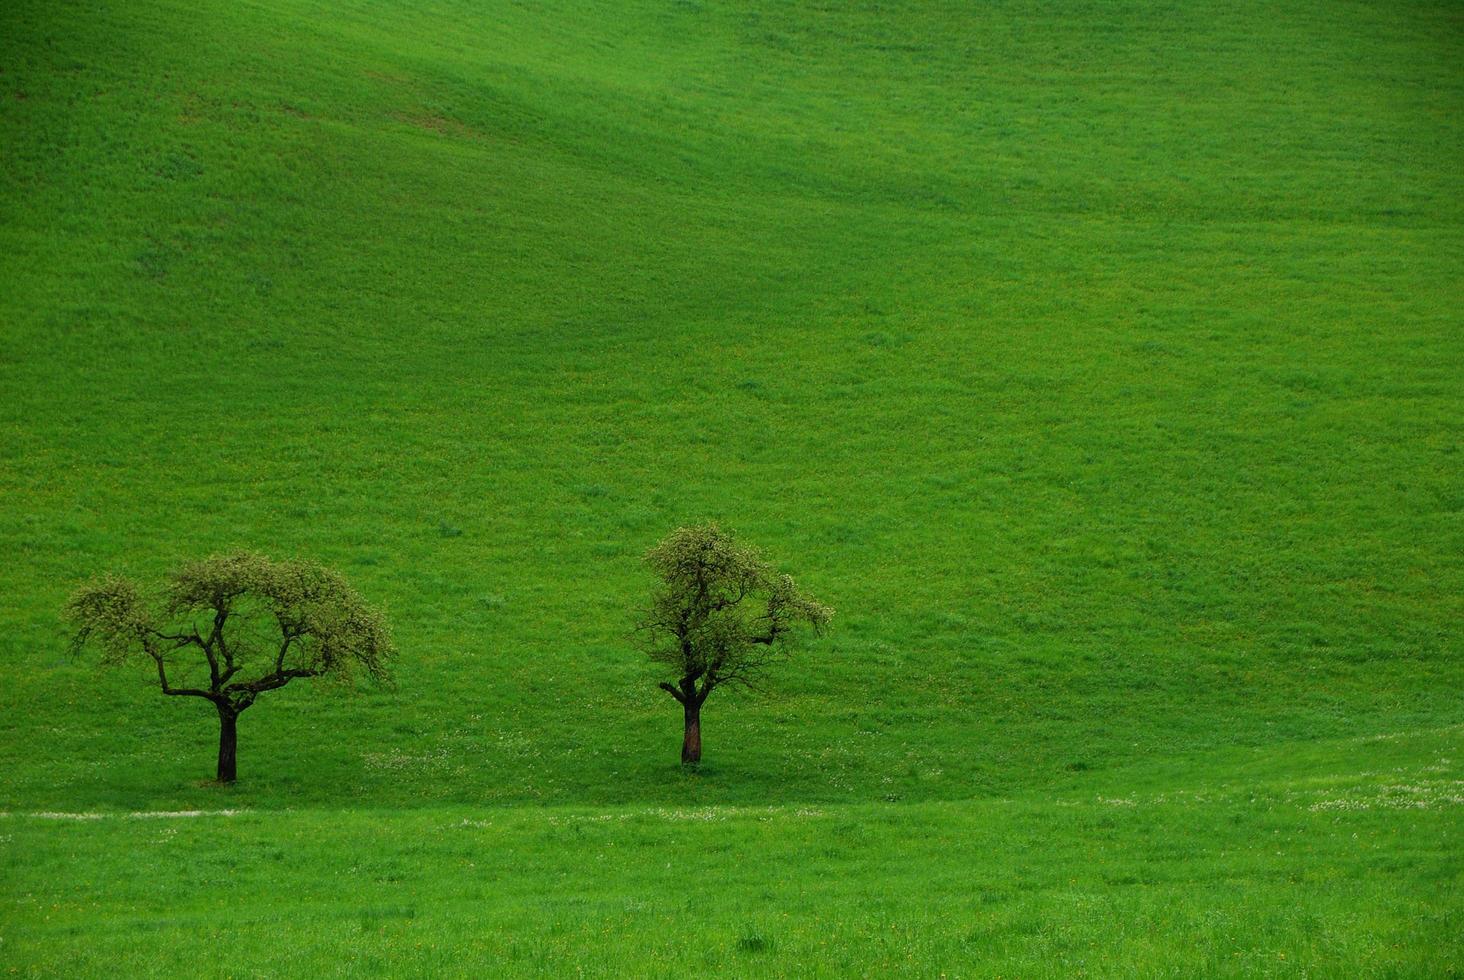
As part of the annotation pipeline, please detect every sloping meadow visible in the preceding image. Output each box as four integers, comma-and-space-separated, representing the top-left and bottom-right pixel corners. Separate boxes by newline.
0, 0, 1460, 972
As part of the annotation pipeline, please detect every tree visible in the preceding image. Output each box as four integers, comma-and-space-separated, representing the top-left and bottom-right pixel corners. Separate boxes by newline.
66, 552, 395, 783
638, 523, 831, 765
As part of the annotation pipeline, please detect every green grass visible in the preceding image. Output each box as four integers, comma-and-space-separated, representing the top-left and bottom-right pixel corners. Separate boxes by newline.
1, 0, 1461, 974
4, 729, 1460, 976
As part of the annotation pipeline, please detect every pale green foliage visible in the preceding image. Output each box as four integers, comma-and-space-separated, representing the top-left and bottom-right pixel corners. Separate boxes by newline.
66, 553, 395, 709
64, 575, 156, 665
641, 524, 831, 702
166, 553, 395, 687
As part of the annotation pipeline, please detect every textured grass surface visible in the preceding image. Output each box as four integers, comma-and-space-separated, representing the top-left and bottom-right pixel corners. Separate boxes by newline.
0, 0, 1460, 973
3, 729, 1460, 977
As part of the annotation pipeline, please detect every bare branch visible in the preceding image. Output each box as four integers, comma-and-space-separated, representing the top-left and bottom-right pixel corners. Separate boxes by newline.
225, 667, 321, 697
150, 651, 215, 701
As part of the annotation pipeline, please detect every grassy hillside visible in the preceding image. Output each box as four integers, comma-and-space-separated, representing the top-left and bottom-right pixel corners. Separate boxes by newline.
1, 0, 1460, 974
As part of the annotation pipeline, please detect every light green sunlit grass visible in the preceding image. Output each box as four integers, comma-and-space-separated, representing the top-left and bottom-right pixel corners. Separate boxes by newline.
4, 729, 1460, 977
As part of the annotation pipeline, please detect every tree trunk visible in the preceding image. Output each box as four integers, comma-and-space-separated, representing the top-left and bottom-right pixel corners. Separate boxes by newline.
216, 705, 239, 783
681, 699, 702, 765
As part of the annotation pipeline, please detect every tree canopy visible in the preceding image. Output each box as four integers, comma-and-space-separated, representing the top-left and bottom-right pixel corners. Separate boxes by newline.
638, 523, 831, 763
67, 552, 395, 782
